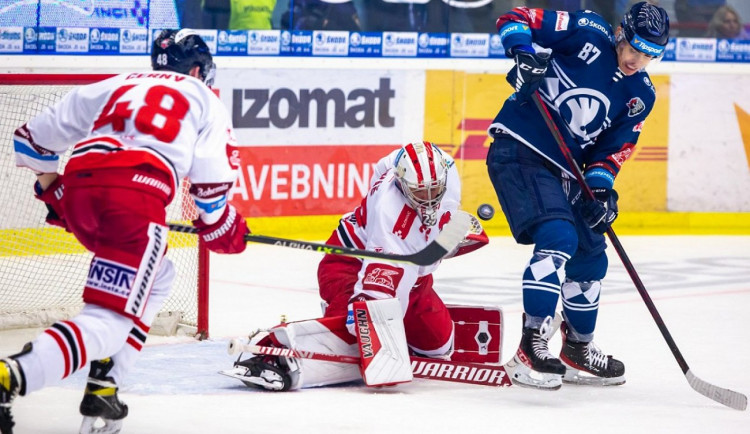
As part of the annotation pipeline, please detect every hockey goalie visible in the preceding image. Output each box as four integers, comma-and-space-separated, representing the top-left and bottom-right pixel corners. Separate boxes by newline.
221, 141, 499, 391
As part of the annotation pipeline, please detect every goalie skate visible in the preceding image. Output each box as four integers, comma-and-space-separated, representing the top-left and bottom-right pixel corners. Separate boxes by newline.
221, 354, 299, 392
504, 314, 564, 391
219, 330, 301, 392
559, 322, 625, 386
79, 359, 128, 434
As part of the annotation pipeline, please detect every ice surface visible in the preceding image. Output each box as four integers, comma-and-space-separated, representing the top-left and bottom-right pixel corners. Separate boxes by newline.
1, 235, 749, 433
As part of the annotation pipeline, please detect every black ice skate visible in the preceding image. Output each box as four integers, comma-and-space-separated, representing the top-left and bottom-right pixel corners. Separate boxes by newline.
1, 358, 23, 434
229, 355, 297, 392
219, 330, 300, 392
559, 321, 625, 386
504, 314, 565, 390
79, 358, 128, 434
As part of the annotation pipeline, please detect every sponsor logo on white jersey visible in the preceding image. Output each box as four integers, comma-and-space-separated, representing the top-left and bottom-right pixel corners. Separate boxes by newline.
363, 267, 401, 293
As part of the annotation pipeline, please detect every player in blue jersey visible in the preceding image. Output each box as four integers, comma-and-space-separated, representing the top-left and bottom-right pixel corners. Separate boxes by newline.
486, 2, 669, 390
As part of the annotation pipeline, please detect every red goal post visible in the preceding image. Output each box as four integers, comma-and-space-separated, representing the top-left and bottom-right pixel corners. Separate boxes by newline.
0, 73, 210, 338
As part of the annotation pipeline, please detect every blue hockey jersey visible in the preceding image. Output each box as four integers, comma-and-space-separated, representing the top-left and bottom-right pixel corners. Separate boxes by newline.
489, 7, 657, 190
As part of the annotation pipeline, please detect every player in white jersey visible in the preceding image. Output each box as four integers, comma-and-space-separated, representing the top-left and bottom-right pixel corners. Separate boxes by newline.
322, 141, 481, 347
0, 30, 249, 434
225, 141, 489, 391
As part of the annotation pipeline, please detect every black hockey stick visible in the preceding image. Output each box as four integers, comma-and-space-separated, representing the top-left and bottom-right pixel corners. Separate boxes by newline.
167, 211, 471, 267
532, 91, 747, 411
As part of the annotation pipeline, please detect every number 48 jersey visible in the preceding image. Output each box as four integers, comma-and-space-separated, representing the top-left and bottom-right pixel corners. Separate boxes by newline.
13, 71, 239, 207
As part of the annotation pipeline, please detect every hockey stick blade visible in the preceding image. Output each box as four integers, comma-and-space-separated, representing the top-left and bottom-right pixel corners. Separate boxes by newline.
168, 212, 470, 267
227, 339, 512, 387
687, 370, 747, 411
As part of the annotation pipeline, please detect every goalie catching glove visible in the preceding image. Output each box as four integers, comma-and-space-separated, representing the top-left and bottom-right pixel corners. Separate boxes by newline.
34, 176, 67, 230
192, 205, 249, 254
445, 213, 489, 259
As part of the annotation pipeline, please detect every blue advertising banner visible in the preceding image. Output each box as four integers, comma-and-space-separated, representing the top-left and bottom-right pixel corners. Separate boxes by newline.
0, 23, 742, 64
217, 30, 248, 55
280, 30, 312, 57
349, 32, 382, 57
716, 39, 750, 62
89, 28, 121, 54
417, 33, 449, 57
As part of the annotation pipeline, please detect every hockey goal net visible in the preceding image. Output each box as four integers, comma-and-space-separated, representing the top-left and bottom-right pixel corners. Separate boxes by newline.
0, 74, 210, 338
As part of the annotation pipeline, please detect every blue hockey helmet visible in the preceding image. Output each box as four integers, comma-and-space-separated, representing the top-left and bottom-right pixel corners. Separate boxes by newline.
151, 29, 216, 85
621, 2, 670, 57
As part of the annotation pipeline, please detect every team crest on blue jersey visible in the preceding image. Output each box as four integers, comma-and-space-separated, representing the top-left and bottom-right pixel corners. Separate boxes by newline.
548, 86, 611, 145
626, 97, 645, 117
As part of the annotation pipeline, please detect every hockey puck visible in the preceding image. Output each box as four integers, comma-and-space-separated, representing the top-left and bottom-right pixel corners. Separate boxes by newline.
477, 203, 495, 221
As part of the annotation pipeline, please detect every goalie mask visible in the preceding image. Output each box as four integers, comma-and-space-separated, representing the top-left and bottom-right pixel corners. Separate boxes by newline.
394, 141, 449, 227
151, 29, 216, 86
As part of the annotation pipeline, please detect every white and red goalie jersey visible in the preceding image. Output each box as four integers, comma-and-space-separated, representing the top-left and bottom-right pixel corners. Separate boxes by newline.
13, 71, 239, 222
336, 149, 487, 314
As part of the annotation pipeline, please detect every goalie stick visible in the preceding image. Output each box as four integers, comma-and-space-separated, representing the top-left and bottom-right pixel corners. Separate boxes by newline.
532, 91, 747, 411
226, 339, 512, 387
168, 211, 471, 267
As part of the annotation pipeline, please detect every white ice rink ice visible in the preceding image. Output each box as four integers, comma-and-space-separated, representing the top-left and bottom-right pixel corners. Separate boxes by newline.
1, 235, 749, 433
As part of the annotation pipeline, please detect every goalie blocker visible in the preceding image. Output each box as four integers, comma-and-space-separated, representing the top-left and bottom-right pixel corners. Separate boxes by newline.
220, 300, 507, 390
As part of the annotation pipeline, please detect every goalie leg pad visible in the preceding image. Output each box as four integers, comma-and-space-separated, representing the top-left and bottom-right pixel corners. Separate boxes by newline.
353, 298, 413, 387
275, 317, 361, 389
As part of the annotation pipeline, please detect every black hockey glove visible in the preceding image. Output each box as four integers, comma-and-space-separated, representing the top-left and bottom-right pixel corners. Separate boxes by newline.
506, 50, 550, 98
578, 188, 619, 234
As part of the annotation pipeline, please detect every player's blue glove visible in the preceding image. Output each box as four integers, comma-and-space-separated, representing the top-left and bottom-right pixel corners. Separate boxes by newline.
34, 178, 67, 230
506, 49, 550, 98
578, 188, 619, 234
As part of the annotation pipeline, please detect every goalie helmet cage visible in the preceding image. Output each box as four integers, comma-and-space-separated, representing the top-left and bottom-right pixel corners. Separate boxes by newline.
0, 73, 210, 338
